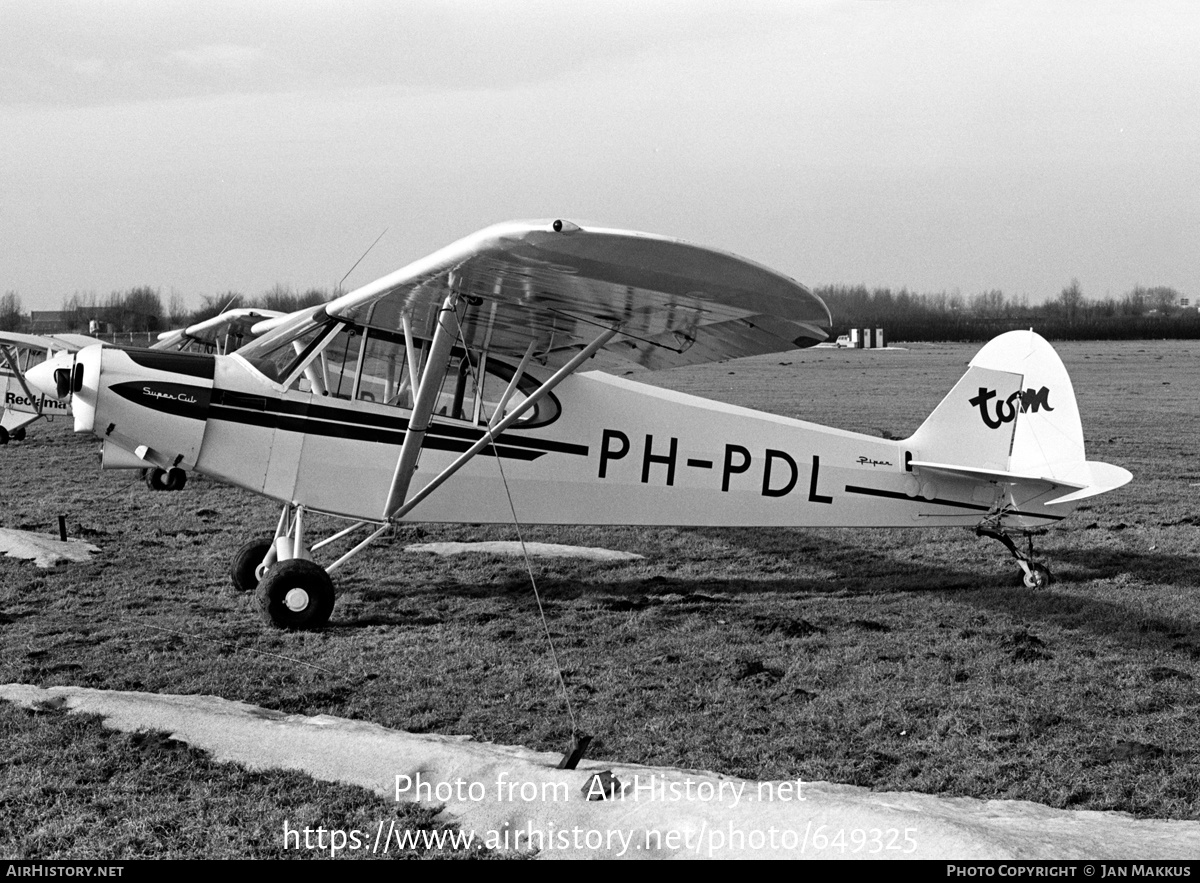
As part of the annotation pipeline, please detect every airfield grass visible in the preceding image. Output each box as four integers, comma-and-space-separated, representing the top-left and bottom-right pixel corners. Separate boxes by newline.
1, 339, 1198, 858
0, 702, 486, 859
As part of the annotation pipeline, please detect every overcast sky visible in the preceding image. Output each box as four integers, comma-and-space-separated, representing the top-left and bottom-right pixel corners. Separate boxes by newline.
2, 0, 1197, 312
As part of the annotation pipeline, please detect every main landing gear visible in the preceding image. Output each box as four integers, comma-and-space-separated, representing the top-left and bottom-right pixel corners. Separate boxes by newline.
230, 502, 389, 630
257, 560, 336, 631
977, 527, 1053, 589
230, 538, 273, 593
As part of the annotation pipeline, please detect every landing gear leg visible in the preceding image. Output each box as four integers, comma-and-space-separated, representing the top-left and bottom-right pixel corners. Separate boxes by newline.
252, 504, 332, 629
236, 503, 387, 630
977, 527, 1052, 589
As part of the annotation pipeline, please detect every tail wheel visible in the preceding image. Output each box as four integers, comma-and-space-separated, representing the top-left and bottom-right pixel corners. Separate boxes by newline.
1022, 564, 1052, 589
146, 467, 188, 491
230, 538, 273, 593
257, 559, 335, 630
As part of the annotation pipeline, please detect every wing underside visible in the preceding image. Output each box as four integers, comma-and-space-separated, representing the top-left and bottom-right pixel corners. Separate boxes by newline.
322, 220, 831, 370
0, 331, 74, 353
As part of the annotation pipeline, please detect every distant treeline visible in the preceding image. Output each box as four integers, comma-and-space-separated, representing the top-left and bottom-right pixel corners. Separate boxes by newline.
0, 285, 335, 334
816, 282, 1199, 342
61, 285, 334, 332
3, 280, 1196, 342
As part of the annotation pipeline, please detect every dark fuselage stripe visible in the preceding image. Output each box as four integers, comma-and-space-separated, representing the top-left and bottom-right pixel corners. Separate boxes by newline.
207, 405, 545, 460
116, 375, 588, 460
207, 389, 587, 456
125, 349, 216, 380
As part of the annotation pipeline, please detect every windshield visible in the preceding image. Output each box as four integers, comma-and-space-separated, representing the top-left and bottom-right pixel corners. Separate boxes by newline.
235, 307, 331, 383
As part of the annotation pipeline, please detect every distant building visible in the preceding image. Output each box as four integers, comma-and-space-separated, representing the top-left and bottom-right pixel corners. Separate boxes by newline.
29, 310, 71, 333
849, 327, 886, 348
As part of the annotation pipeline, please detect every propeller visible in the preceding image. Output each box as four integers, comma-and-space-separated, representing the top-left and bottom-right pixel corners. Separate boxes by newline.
54, 362, 83, 399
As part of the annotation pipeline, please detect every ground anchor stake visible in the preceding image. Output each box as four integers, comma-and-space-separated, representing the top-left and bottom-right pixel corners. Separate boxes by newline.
558, 732, 592, 770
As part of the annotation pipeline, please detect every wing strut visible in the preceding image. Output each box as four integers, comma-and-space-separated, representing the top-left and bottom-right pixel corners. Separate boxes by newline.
489, 341, 536, 430
385, 326, 619, 522
401, 316, 421, 391
2, 345, 43, 417
382, 290, 464, 518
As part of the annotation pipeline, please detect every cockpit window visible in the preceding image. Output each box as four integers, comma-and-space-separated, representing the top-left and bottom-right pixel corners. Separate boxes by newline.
243, 316, 558, 428
356, 329, 415, 408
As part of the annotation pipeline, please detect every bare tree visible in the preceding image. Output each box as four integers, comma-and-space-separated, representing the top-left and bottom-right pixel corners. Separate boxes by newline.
166, 289, 191, 326
122, 286, 164, 331
0, 291, 22, 331
1144, 286, 1181, 314
1059, 279, 1084, 323
971, 289, 1008, 317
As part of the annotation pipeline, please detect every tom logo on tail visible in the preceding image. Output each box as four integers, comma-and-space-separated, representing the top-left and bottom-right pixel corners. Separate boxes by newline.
25, 220, 1132, 629
970, 384, 1053, 429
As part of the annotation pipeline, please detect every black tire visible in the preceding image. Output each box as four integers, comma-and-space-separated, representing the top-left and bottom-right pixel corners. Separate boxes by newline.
11, 427, 25, 441
230, 538, 273, 593
257, 559, 335, 630
146, 467, 188, 491
0, 427, 8, 446
1022, 564, 1052, 589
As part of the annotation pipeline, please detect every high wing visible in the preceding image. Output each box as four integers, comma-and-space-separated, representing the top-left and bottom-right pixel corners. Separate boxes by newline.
154, 308, 289, 354
0, 331, 106, 354
46, 333, 109, 350
321, 219, 831, 370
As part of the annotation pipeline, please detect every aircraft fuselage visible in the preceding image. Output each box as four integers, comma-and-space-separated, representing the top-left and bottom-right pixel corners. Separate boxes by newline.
72, 344, 1068, 531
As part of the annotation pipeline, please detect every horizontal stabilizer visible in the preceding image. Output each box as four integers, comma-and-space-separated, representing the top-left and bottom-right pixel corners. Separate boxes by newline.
909, 456, 1131, 507
1042, 460, 1134, 505
908, 459, 1086, 492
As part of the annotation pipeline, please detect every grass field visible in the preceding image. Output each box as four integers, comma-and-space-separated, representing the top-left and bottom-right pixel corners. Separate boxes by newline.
2, 338, 1198, 858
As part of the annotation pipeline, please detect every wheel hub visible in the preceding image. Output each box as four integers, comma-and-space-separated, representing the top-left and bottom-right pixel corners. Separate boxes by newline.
283, 588, 311, 612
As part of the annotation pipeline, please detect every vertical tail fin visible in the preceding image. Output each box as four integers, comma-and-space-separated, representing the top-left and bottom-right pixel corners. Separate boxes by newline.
906, 331, 1129, 500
